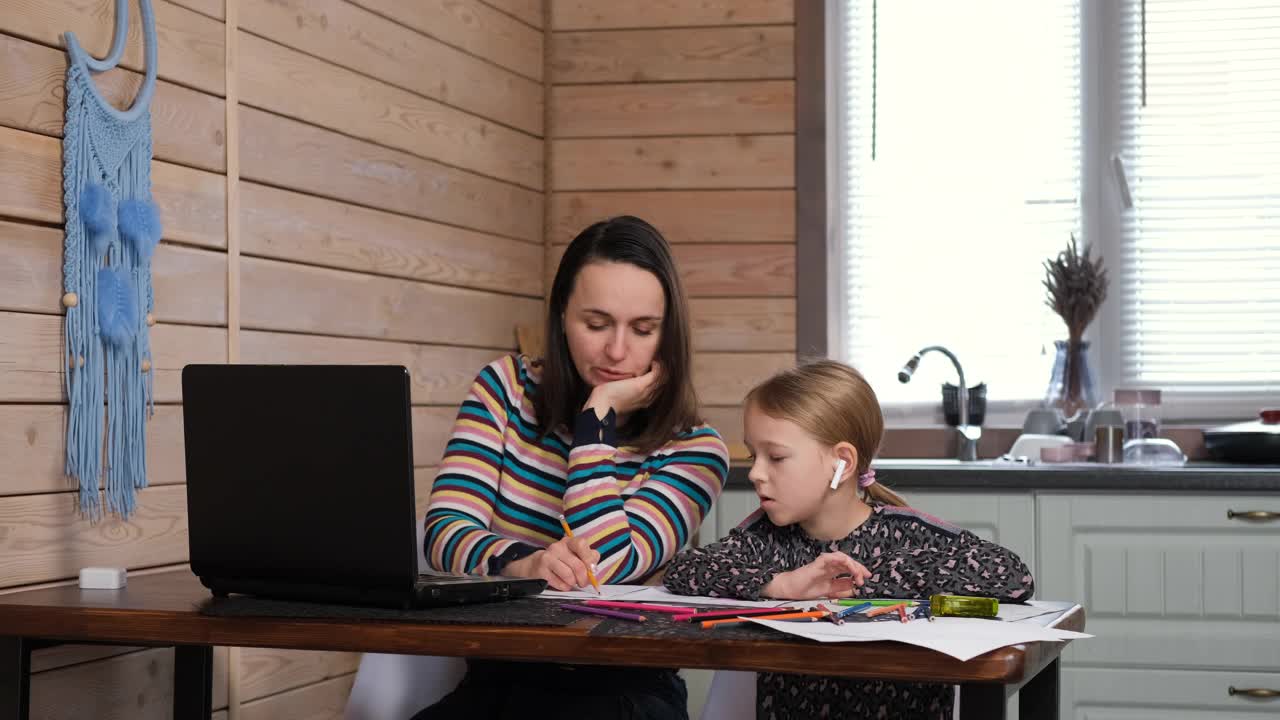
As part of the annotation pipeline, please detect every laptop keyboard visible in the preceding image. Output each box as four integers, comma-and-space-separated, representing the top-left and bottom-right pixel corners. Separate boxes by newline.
416, 573, 489, 584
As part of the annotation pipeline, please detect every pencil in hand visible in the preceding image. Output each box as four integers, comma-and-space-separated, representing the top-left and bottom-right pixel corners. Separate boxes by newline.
558, 515, 602, 595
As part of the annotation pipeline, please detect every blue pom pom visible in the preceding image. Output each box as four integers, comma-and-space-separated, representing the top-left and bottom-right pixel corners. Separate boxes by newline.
97, 267, 139, 348
117, 198, 162, 261
79, 183, 116, 258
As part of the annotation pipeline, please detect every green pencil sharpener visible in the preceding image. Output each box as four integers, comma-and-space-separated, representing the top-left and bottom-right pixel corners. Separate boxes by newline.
929, 594, 998, 618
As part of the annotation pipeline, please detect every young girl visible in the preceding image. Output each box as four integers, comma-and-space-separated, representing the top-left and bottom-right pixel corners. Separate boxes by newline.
664, 360, 1034, 720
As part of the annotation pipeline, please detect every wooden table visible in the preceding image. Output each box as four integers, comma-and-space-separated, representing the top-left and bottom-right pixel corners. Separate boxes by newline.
0, 571, 1082, 719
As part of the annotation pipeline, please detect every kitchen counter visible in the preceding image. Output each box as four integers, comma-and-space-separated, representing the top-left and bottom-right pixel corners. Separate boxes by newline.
724, 461, 1280, 493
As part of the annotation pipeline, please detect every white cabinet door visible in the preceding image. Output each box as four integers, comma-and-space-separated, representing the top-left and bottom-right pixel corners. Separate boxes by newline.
714, 489, 761, 540
1062, 666, 1280, 718
689, 490, 757, 717
696, 497, 718, 547
897, 490, 1037, 577
1038, 493, 1280, 671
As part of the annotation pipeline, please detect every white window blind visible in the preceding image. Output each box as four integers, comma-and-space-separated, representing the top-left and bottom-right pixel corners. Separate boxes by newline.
1116, 0, 1280, 405
834, 1, 1082, 412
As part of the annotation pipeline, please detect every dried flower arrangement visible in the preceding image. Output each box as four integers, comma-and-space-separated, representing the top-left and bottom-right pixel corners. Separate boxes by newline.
1043, 234, 1109, 343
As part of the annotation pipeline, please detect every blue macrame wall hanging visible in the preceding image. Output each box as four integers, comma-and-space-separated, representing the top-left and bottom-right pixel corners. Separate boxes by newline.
62, 0, 162, 519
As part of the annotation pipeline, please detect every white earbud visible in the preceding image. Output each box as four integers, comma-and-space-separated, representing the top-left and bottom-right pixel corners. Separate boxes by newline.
830, 459, 847, 490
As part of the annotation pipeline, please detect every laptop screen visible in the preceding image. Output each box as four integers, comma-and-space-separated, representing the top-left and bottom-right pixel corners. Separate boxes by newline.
181, 365, 419, 592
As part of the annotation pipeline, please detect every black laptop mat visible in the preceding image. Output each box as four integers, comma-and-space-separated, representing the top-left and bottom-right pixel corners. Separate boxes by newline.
199, 595, 581, 627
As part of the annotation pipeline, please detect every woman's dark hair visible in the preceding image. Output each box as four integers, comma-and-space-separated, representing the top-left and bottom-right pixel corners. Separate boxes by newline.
536, 215, 700, 453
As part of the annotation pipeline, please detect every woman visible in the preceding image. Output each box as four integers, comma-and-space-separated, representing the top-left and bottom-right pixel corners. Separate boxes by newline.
414, 216, 729, 720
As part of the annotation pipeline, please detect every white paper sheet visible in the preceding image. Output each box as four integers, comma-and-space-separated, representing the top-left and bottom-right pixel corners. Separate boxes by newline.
750, 615, 1092, 662
999, 600, 1076, 623
535, 584, 649, 600
613, 586, 795, 608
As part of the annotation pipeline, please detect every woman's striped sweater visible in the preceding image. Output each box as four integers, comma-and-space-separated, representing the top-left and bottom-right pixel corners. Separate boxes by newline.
423, 355, 730, 583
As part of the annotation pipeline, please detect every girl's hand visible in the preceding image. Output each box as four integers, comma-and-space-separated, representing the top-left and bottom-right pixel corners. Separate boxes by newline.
762, 552, 871, 600
502, 536, 601, 592
584, 361, 663, 420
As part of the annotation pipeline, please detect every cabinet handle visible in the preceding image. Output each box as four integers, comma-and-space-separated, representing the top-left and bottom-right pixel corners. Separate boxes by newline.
1226, 509, 1280, 521
1229, 686, 1280, 699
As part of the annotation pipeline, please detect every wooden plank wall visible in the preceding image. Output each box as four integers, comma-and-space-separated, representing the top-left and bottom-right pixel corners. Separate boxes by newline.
546, 0, 798, 459
0, 0, 233, 715
0, 0, 545, 717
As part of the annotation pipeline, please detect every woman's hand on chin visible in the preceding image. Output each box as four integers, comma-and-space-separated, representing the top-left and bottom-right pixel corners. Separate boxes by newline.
584, 361, 663, 419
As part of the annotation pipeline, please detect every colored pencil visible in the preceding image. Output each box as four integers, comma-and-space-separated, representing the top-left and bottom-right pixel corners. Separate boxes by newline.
675, 606, 799, 623
701, 609, 828, 629
561, 604, 647, 622
865, 602, 909, 618
583, 600, 692, 614
837, 602, 872, 615
828, 602, 873, 624
557, 515, 602, 596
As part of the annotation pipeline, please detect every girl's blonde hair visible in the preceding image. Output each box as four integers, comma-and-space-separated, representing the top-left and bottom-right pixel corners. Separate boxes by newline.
746, 360, 908, 507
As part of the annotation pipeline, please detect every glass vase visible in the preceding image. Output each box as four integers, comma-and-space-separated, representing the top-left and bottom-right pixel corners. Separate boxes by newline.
1043, 340, 1098, 418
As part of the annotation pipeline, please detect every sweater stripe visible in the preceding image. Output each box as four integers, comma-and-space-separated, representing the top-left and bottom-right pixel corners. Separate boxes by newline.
423, 355, 728, 580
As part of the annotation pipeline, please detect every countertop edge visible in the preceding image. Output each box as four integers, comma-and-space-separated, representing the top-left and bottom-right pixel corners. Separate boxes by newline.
723, 464, 1280, 493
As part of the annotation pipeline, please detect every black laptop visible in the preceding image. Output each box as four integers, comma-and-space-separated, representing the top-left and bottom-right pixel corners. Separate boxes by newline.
181, 364, 545, 609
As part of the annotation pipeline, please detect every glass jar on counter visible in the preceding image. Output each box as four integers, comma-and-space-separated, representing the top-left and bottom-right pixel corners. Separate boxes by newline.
1114, 388, 1186, 465
1114, 388, 1162, 442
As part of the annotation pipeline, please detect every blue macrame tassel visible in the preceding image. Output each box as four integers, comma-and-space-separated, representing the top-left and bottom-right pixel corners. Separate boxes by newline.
97, 266, 138, 348
118, 197, 162, 261
80, 182, 115, 259
105, 339, 145, 517
64, 88, 107, 517
63, 0, 160, 519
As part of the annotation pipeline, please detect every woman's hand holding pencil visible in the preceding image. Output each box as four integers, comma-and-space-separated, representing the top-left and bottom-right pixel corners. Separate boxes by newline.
502, 517, 601, 592
558, 515, 602, 594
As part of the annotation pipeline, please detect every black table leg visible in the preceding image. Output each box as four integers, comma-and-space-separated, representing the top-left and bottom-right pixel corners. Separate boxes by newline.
960, 683, 1010, 720
173, 645, 213, 720
0, 636, 31, 720
1019, 657, 1060, 720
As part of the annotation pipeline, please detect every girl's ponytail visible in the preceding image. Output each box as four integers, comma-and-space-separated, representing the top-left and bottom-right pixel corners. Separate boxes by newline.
863, 482, 908, 508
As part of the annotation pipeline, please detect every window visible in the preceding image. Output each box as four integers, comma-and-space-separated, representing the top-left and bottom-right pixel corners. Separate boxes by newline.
832, 0, 1280, 423
1102, 0, 1280, 419
832, 1, 1081, 422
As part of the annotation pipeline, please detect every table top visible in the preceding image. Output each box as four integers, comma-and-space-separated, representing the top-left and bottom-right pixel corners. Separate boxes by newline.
0, 571, 1083, 684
